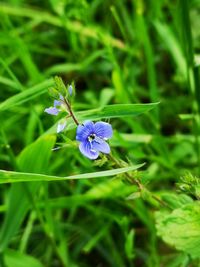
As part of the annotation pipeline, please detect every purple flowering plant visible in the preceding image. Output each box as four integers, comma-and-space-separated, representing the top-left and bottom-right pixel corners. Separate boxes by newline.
44, 77, 148, 201
45, 77, 113, 160
44, 77, 164, 209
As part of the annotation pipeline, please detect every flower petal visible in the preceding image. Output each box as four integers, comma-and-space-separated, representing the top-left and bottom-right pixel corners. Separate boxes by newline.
54, 100, 61, 107
57, 121, 66, 133
44, 107, 59, 116
59, 94, 64, 101
92, 139, 110, 154
68, 85, 73, 95
76, 121, 94, 142
94, 122, 113, 139
79, 141, 99, 160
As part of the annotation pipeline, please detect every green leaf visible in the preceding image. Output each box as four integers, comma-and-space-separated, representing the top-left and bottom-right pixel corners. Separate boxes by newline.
0, 4, 127, 52
85, 178, 138, 199
54, 76, 66, 96
155, 202, 200, 259
4, 249, 44, 267
0, 135, 56, 252
154, 21, 187, 79
158, 192, 193, 209
0, 164, 145, 184
78, 103, 159, 120
17, 135, 56, 172
47, 103, 159, 134
125, 229, 135, 260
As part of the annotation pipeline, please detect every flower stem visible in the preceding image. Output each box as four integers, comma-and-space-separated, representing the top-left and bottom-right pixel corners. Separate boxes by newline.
108, 153, 143, 189
107, 153, 169, 208
63, 98, 79, 126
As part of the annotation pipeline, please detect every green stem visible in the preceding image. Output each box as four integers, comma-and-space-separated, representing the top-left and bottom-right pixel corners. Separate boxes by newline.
63, 98, 79, 126
0, 252, 6, 267
180, 0, 200, 173
1, 130, 19, 171
107, 153, 169, 208
23, 184, 67, 267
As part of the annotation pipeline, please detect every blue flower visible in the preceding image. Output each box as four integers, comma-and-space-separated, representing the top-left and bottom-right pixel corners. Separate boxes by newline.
45, 96, 67, 133
44, 100, 62, 116
57, 121, 67, 133
76, 121, 113, 159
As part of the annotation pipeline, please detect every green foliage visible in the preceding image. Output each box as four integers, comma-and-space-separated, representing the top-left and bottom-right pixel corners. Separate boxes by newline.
156, 203, 200, 259
0, 135, 56, 252
125, 229, 135, 260
46, 103, 159, 134
4, 249, 44, 267
0, 0, 199, 266
177, 173, 200, 199
0, 164, 144, 183
0, 79, 54, 111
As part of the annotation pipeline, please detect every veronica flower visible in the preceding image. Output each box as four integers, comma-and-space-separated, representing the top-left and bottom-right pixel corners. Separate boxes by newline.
76, 121, 113, 160
57, 120, 67, 133
44, 99, 62, 116
44, 96, 66, 133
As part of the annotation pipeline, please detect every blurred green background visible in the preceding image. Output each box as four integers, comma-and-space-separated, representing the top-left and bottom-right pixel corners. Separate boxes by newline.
0, 0, 200, 266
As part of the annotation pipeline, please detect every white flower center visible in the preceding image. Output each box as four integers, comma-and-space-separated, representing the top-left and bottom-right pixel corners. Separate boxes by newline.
88, 133, 96, 142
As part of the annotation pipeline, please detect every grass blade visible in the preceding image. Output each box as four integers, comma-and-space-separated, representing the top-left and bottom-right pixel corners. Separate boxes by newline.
0, 79, 54, 112
0, 164, 144, 184
0, 135, 56, 252
4, 249, 44, 267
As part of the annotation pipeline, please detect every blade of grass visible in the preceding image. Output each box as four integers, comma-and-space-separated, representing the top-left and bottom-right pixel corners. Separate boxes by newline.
0, 76, 21, 91
0, 57, 24, 91
4, 249, 44, 267
0, 164, 145, 184
154, 21, 187, 79
0, 4, 127, 52
0, 135, 56, 252
1, 15, 42, 82
134, 2, 159, 106
180, 0, 200, 172
0, 78, 54, 112
45, 50, 105, 75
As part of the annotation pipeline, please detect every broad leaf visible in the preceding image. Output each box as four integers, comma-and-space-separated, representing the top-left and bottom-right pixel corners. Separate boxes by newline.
156, 202, 200, 259
4, 249, 44, 267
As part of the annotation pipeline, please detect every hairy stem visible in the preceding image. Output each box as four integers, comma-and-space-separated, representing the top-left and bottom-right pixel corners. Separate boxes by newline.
63, 98, 79, 126
108, 153, 169, 208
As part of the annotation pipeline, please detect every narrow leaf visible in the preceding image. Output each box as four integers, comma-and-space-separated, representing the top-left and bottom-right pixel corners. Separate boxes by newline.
46, 103, 159, 134
0, 164, 144, 184
0, 135, 56, 251
0, 79, 54, 112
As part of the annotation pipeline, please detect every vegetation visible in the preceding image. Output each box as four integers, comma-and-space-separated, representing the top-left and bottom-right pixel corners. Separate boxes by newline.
0, 0, 200, 266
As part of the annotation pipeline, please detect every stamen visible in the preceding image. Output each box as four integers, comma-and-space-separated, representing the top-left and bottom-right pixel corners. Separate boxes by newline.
88, 133, 96, 142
